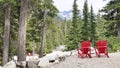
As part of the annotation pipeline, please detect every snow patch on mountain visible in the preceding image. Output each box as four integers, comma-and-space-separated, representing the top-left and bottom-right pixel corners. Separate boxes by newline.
58, 10, 73, 20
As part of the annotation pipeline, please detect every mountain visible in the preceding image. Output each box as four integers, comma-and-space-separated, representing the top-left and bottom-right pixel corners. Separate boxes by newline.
58, 10, 82, 20
58, 10, 73, 20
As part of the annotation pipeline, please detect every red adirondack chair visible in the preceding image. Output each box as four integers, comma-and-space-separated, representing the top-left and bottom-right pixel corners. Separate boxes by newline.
77, 41, 92, 58
95, 40, 109, 58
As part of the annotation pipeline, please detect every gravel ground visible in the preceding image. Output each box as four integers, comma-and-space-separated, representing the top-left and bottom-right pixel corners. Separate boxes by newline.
45, 52, 120, 68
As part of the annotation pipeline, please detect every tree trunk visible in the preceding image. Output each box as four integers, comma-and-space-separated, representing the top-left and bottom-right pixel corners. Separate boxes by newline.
39, 10, 48, 58
17, 0, 28, 62
117, 22, 120, 42
2, 3, 11, 65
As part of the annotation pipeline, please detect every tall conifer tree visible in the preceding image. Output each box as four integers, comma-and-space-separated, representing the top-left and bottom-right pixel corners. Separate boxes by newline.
90, 5, 96, 47
3, 1, 11, 65
81, 0, 89, 41
17, 0, 28, 62
67, 0, 80, 50
101, 0, 120, 41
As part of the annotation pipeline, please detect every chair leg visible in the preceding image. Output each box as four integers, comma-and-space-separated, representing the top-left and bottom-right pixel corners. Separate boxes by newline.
105, 53, 109, 58
105, 49, 109, 58
98, 54, 100, 57
78, 53, 84, 58
88, 54, 92, 58
78, 50, 84, 58
95, 49, 100, 57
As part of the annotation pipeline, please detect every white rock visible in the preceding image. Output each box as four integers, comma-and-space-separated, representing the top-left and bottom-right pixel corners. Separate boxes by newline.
38, 57, 49, 67
62, 51, 71, 57
53, 60, 59, 64
54, 51, 64, 57
71, 50, 77, 56
13, 56, 17, 61
26, 55, 39, 61
0, 66, 3, 68
3, 60, 16, 68
44, 54, 56, 61
46, 51, 65, 60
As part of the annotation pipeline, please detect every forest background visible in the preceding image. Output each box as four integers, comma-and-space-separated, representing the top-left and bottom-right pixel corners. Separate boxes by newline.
0, 0, 120, 65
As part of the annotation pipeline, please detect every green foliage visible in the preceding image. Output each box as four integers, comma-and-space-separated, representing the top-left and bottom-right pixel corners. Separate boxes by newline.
9, 42, 17, 56
66, 44, 77, 51
1, 0, 120, 64
45, 19, 61, 53
90, 5, 96, 47
67, 0, 81, 50
101, 0, 120, 41
96, 14, 107, 40
107, 36, 120, 52
81, 0, 90, 41
26, 0, 59, 54
0, 0, 3, 2
9, 0, 20, 57
0, 0, 60, 64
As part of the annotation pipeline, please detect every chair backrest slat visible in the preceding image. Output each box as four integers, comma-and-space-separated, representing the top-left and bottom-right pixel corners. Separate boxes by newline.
96, 40, 107, 47
81, 41, 91, 48
96, 40, 108, 53
81, 41, 91, 54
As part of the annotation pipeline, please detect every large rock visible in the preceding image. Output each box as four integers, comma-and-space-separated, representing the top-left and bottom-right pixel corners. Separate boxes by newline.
0, 66, 3, 68
13, 55, 17, 61
62, 51, 71, 57
26, 55, 39, 61
16, 61, 27, 68
38, 57, 49, 67
70, 50, 77, 56
27, 61, 38, 68
38, 51, 65, 67
3, 60, 16, 68
45, 51, 64, 61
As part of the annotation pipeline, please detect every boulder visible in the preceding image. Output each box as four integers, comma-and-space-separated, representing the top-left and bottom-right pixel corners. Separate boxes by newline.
13, 55, 17, 61
3, 60, 16, 68
45, 51, 64, 61
70, 50, 77, 56
0, 66, 3, 68
26, 55, 39, 61
62, 51, 71, 57
27, 61, 38, 68
38, 57, 49, 67
16, 61, 26, 68
44, 53, 57, 61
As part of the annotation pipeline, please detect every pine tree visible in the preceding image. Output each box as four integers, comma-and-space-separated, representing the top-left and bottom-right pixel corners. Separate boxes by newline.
2, 0, 17, 65
17, 0, 28, 61
96, 13, 107, 39
101, 0, 120, 41
39, 0, 59, 57
3, 1, 11, 65
90, 5, 96, 47
81, 0, 89, 41
67, 0, 80, 50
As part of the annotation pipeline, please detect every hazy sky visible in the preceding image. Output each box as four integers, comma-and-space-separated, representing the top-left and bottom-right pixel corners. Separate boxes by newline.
53, 0, 110, 14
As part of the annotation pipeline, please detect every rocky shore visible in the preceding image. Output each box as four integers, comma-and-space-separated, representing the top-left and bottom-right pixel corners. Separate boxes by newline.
45, 52, 120, 68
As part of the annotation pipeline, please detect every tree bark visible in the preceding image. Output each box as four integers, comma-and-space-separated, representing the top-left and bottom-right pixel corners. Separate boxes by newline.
17, 0, 28, 62
2, 3, 11, 65
39, 10, 48, 58
117, 22, 120, 42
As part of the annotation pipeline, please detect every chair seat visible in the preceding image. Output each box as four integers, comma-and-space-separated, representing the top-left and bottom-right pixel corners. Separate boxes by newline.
95, 40, 109, 58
